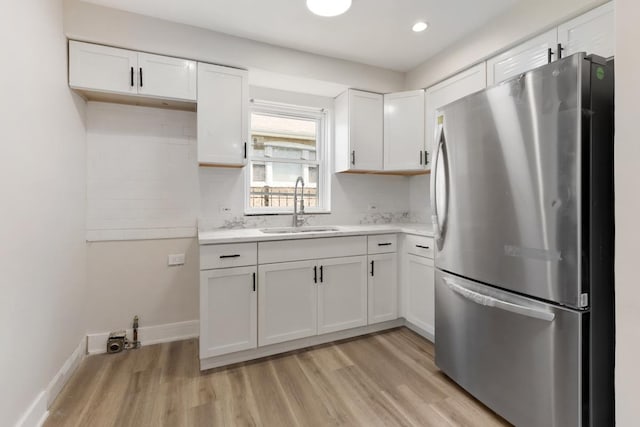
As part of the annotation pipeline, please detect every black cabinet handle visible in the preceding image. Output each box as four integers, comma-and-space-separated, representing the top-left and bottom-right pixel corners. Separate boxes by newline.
130, 66, 134, 87
320, 265, 324, 283
547, 47, 553, 64
416, 245, 430, 250
139, 67, 143, 87
419, 150, 423, 165
351, 150, 355, 166
378, 242, 392, 246
313, 266, 318, 284
557, 43, 564, 60
252, 272, 256, 292
425, 151, 429, 165
244, 142, 247, 159
370, 260, 375, 277
219, 254, 241, 259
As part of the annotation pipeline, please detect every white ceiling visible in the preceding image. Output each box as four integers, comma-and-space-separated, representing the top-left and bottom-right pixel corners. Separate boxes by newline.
82, 0, 521, 72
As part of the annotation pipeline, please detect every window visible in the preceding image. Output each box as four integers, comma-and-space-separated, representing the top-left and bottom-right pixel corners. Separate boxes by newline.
246, 101, 330, 213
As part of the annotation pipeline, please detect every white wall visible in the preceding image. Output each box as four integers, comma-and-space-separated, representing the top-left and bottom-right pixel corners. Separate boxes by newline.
86, 102, 198, 241
86, 238, 199, 335
0, 0, 87, 425
62, 0, 404, 96
405, 0, 608, 90
614, 0, 639, 424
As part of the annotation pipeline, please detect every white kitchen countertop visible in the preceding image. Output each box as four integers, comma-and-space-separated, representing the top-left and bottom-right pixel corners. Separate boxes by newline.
198, 223, 433, 245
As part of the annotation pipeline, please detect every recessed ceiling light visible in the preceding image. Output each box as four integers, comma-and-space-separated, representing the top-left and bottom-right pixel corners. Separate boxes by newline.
306, 0, 352, 17
412, 21, 429, 32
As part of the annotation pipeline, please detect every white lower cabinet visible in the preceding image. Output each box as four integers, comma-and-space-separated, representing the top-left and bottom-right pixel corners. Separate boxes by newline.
405, 254, 435, 335
258, 260, 318, 346
368, 253, 398, 324
317, 256, 368, 334
199, 266, 257, 359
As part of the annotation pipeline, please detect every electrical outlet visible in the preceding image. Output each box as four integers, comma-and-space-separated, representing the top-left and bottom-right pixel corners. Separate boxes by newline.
168, 253, 185, 266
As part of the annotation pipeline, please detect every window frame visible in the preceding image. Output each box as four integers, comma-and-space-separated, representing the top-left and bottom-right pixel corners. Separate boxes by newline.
244, 100, 331, 215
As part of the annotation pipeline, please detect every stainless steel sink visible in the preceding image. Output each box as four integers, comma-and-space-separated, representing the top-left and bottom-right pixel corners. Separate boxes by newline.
259, 226, 341, 234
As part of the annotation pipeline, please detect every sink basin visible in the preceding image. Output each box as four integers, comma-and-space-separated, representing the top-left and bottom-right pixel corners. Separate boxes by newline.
260, 226, 341, 234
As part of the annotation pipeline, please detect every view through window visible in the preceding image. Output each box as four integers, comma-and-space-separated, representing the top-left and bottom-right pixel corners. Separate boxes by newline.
247, 103, 326, 212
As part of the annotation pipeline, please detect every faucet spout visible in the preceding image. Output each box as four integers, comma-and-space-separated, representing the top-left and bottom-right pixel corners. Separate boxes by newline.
293, 176, 305, 227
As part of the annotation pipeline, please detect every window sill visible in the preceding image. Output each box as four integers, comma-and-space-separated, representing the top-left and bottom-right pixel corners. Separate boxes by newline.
244, 209, 331, 216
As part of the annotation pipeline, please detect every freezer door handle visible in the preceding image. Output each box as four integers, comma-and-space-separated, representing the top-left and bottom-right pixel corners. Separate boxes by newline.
443, 277, 556, 322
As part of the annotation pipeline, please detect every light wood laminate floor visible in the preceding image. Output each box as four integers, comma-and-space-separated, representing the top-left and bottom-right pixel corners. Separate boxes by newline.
45, 327, 510, 427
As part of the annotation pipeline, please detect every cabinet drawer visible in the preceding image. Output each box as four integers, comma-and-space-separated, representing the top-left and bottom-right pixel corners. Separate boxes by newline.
200, 242, 257, 270
259, 236, 366, 264
367, 234, 398, 254
405, 235, 434, 259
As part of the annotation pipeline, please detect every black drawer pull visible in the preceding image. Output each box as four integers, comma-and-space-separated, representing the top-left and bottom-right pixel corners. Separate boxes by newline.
377, 242, 392, 246
416, 245, 430, 249
252, 272, 256, 292
220, 254, 241, 259
370, 260, 375, 277
313, 266, 318, 283
320, 265, 324, 283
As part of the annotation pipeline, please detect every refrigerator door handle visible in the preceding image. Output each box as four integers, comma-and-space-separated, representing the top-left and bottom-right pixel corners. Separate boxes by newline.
431, 121, 449, 247
443, 277, 556, 322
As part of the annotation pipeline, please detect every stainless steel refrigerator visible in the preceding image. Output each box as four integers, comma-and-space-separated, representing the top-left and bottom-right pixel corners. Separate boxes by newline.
431, 53, 614, 427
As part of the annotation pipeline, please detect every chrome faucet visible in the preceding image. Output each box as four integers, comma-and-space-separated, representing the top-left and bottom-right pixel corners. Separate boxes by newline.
292, 176, 305, 227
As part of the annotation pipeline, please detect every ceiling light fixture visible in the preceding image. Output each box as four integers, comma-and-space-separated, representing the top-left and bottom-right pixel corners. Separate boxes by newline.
306, 0, 352, 17
412, 21, 429, 32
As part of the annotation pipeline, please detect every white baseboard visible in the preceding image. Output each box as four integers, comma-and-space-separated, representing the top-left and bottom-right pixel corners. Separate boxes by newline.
87, 320, 199, 355
15, 336, 85, 427
14, 391, 48, 427
46, 338, 86, 406
404, 320, 435, 342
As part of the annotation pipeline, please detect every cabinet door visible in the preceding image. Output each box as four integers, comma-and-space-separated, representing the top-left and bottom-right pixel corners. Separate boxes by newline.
384, 90, 425, 171
200, 266, 257, 358
487, 29, 558, 85
350, 90, 384, 171
317, 256, 368, 334
405, 254, 435, 336
425, 63, 486, 167
137, 52, 197, 101
197, 63, 249, 166
558, 2, 614, 59
258, 260, 317, 346
368, 253, 398, 324
69, 40, 137, 95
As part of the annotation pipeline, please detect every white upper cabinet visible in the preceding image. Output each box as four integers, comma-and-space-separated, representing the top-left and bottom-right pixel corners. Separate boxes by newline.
335, 90, 384, 172
487, 29, 558, 85
425, 63, 486, 162
69, 41, 138, 95
383, 90, 426, 171
197, 63, 249, 166
558, 2, 614, 59
69, 41, 196, 101
137, 52, 196, 101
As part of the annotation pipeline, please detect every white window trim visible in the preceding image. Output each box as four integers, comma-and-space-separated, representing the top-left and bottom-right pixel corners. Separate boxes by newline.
245, 100, 331, 215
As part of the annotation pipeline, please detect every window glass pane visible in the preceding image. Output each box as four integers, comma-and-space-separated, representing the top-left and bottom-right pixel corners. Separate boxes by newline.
251, 113, 317, 161
252, 163, 265, 183
249, 162, 318, 209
